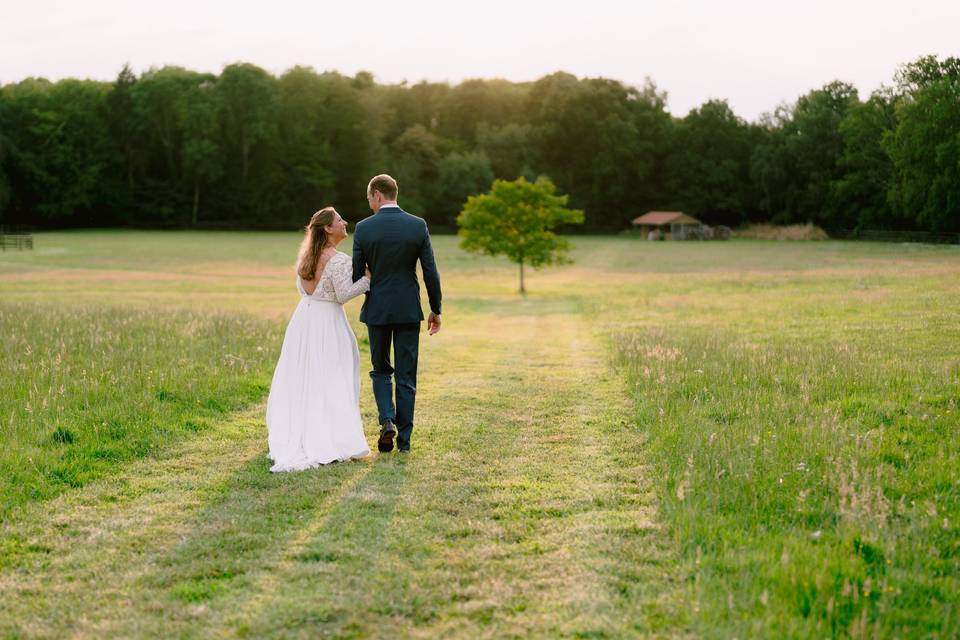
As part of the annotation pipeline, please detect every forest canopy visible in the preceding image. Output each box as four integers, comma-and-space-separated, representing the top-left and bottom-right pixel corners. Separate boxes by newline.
1, 56, 957, 232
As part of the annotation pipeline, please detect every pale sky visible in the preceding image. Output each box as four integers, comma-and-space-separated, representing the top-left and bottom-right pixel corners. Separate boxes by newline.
2, 0, 958, 121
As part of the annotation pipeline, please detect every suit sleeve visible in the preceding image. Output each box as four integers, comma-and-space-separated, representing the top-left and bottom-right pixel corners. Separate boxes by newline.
352, 224, 366, 283
419, 222, 442, 315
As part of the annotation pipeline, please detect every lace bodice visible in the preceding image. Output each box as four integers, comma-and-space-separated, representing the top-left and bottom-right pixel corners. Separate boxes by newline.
297, 252, 369, 304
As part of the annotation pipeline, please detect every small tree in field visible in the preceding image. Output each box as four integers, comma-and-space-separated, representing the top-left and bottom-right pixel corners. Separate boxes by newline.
457, 177, 584, 293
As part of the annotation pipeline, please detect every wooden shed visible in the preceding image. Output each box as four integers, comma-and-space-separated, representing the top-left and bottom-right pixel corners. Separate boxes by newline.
632, 211, 703, 240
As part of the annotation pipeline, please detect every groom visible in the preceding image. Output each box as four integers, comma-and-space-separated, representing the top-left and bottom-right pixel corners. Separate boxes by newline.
352, 174, 442, 453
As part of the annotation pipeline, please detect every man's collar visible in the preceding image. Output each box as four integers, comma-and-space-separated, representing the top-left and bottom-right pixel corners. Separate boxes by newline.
377, 203, 400, 212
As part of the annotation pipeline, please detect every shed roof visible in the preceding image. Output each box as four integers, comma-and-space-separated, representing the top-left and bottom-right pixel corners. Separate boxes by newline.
632, 211, 702, 226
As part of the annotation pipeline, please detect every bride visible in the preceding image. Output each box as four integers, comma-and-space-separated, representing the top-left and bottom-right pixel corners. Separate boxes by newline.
266, 206, 372, 471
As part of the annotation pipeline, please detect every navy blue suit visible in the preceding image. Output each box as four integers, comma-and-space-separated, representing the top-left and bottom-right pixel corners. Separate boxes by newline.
352, 205, 442, 450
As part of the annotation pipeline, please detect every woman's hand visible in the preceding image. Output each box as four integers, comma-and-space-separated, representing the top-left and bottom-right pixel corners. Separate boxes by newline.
365, 267, 372, 279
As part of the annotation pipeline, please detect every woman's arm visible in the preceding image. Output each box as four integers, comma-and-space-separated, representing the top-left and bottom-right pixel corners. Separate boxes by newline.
332, 255, 370, 303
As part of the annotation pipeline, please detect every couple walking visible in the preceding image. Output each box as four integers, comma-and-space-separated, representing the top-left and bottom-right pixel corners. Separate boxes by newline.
265, 174, 443, 472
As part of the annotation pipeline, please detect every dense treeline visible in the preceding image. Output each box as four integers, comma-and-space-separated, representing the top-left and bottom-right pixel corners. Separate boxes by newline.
0, 56, 957, 232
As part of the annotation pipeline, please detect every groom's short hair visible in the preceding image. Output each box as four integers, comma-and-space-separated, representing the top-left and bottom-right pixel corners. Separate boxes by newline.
368, 174, 398, 201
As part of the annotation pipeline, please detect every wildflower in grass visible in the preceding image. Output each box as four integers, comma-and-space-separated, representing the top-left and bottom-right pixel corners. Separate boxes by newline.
676, 479, 688, 501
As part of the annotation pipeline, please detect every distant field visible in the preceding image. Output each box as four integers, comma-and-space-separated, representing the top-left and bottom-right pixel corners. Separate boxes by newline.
0, 231, 958, 638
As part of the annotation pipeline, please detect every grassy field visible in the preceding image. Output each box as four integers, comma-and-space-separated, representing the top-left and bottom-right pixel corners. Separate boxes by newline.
0, 231, 958, 638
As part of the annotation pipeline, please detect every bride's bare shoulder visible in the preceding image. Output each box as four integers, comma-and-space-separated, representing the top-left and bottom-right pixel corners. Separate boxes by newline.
324, 250, 348, 264
316, 248, 337, 265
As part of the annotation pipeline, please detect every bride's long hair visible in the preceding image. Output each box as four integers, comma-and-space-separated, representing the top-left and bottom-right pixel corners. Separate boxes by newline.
297, 207, 336, 281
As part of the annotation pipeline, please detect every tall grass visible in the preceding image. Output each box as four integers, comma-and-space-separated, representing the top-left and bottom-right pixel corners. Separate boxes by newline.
0, 301, 280, 524
614, 326, 960, 637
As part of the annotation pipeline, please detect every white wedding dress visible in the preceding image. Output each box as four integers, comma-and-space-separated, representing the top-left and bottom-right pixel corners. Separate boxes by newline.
266, 251, 371, 472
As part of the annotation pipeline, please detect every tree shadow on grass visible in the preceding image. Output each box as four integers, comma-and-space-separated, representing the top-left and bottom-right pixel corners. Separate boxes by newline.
131, 450, 382, 612
231, 383, 550, 637
114, 448, 411, 635
234, 453, 413, 637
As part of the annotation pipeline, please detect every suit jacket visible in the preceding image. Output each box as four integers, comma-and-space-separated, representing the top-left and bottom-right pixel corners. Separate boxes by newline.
352, 205, 442, 325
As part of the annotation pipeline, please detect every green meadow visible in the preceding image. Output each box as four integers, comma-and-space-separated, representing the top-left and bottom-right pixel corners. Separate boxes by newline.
0, 231, 958, 638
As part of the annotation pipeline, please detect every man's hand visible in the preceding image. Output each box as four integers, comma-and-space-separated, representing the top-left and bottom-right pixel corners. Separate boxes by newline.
427, 312, 442, 336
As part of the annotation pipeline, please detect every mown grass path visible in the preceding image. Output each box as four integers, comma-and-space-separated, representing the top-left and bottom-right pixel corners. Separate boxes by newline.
0, 305, 688, 638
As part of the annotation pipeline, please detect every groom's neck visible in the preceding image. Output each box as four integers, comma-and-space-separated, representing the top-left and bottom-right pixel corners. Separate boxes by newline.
378, 201, 398, 211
